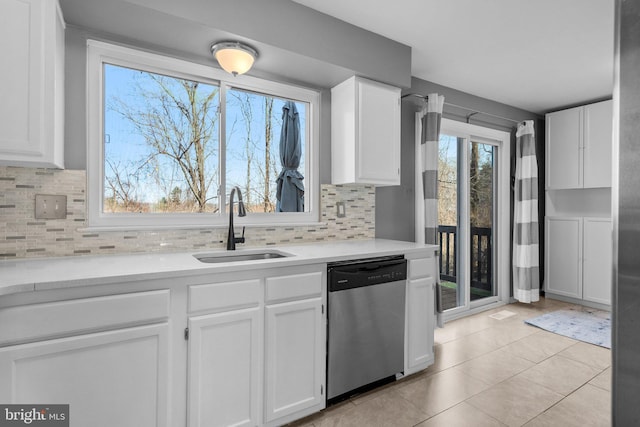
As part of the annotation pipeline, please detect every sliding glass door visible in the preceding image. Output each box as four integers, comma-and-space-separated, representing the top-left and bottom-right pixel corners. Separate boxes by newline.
436, 119, 509, 318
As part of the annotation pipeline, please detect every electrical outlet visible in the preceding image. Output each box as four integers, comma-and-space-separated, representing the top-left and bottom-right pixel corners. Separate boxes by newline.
336, 201, 346, 218
35, 194, 67, 219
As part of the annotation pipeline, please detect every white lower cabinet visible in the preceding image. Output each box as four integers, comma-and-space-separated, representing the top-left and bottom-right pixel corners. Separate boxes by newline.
583, 218, 613, 305
0, 289, 171, 427
406, 276, 435, 373
0, 252, 438, 427
264, 298, 324, 425
0, 323, 170, 427
545, 217, 583, 299
186, 265, 325, 427
545, 216, 612, 305
188, 307, 261, 427
405, 256, 436, 375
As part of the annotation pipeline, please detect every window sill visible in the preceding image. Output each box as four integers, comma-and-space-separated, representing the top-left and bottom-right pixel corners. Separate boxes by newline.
79, 221, 327, 233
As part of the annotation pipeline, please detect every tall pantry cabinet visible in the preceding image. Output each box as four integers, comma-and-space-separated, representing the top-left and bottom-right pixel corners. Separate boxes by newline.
544, 100, 612, 308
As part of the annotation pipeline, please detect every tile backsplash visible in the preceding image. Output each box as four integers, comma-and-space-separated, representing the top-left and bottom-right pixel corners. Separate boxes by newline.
0, 167, 375, 259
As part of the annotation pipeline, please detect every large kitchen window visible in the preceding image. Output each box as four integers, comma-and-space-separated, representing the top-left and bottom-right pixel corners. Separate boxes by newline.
87, 40, 319, 229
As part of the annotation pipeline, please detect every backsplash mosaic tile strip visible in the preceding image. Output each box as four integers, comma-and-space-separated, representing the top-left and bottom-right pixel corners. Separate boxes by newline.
0, 167, 375, 259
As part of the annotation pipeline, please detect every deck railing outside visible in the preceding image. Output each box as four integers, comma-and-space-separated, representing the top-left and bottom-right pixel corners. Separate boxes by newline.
438, 225, 492, 300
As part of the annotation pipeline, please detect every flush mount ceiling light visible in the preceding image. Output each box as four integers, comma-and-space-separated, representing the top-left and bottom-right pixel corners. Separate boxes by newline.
210, 41, 258, 76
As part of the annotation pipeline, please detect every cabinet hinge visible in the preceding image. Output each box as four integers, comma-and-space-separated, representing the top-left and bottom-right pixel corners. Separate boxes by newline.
184, 328, 189, 340
321, 385, 324, 395
322, 304, 324, 314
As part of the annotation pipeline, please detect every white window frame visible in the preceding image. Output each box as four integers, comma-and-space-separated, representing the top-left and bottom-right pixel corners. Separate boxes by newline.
87, 40, 320, 230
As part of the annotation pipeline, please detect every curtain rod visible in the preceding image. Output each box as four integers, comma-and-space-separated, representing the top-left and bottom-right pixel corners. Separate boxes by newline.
401, 92, 522, 124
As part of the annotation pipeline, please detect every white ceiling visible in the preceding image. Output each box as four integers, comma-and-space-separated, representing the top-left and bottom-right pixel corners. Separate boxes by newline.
293, 0, 614, 114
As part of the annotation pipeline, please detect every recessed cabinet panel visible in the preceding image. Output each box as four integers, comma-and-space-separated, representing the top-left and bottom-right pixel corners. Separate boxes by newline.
188, 279, 261, 313
264, 298, 324, 423
0, 290, 170, 346
409, 256, 435, 280
406, 276, 435, 374
545, 100, 612, 190
545, 216, 611, 306
188, 308, 260, 427
545, 217, 582, 298
0, 0, 64, 168
357, 80, 400, 184
331, 76, 400, 185
546, 107, 582, 189
584, 100, 613, 188
0, 324, 170, 427
583, 218, 612, 305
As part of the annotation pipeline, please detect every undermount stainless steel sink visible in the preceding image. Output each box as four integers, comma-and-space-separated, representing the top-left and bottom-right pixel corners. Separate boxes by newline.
194, 250, 292, 264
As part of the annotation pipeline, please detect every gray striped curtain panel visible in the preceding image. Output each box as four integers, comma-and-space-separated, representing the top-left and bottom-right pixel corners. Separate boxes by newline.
512, 120, 540, 303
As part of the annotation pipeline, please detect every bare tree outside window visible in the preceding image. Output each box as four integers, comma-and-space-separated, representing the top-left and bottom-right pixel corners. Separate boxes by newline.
104, 64, 219, 213
103, 63, 307, 217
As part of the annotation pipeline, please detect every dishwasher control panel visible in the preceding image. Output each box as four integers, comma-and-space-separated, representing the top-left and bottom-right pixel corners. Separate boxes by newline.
328, 256, 407, 292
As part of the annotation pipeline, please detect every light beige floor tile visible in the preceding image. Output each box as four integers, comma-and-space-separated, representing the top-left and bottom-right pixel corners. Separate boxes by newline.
559, 342, 611, 370
453, 347, 535, 386
314, 390, 428, 427
395, 367, 491, 416
428, 333, 502, 373
517, 354, 602, 395
471, 319, 539, 348
416, 402, 507, 427
524, 384, 611, 427
435, 314, 496, 344
467, 375, 564, 426
289, 401, 356, 426
301, 298, 609, 427
589, 366, 612, 391
502, 330, 577, 363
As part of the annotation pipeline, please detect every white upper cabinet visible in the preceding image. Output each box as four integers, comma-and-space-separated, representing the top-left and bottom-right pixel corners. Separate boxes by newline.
545, 100, 612, 190
0, 0, 65, 168
583, 100, 613, 188
331, 76, 401, 185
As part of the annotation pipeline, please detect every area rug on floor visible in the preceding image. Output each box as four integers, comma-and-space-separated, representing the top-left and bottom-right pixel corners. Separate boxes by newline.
525, 309, 611, 348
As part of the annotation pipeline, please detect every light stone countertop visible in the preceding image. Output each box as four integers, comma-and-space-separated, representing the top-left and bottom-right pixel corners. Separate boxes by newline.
0, 239, 437, 296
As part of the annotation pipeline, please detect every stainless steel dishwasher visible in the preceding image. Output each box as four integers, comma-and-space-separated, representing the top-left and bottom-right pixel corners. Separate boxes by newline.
326, 255, 407, 404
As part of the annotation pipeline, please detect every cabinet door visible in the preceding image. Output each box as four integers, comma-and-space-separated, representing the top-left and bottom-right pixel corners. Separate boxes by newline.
0, 324, 169, 427
0, 0, 64, 168
583, 100, 613, 188
545, 217, 582, 298
546, 107, 582, 189
188, 307, 261, 427
264, 298, 324, 424
357, 79, 401, 185
406, 276, 435, 374
583, 218, 612, 305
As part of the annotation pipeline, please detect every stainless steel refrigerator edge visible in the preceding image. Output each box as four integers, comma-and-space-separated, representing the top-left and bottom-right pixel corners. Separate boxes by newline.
613, 0, 640, 424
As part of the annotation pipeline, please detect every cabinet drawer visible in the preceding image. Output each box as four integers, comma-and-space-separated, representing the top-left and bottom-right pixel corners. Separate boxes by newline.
409, 257, 435, 279
0, 290, 170, 346
189, 279, 261, 313
266, 272, 322, 303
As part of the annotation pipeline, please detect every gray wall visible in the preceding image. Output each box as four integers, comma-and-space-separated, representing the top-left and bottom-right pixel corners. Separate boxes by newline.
64, 26, 335, 184
60, 0, 412, 186
375, 76, 543, 243
613, 0, 640, 424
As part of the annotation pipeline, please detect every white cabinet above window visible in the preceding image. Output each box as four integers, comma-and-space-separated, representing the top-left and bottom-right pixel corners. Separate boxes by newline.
331, 76, 401, 185
0, 0, 65, 168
